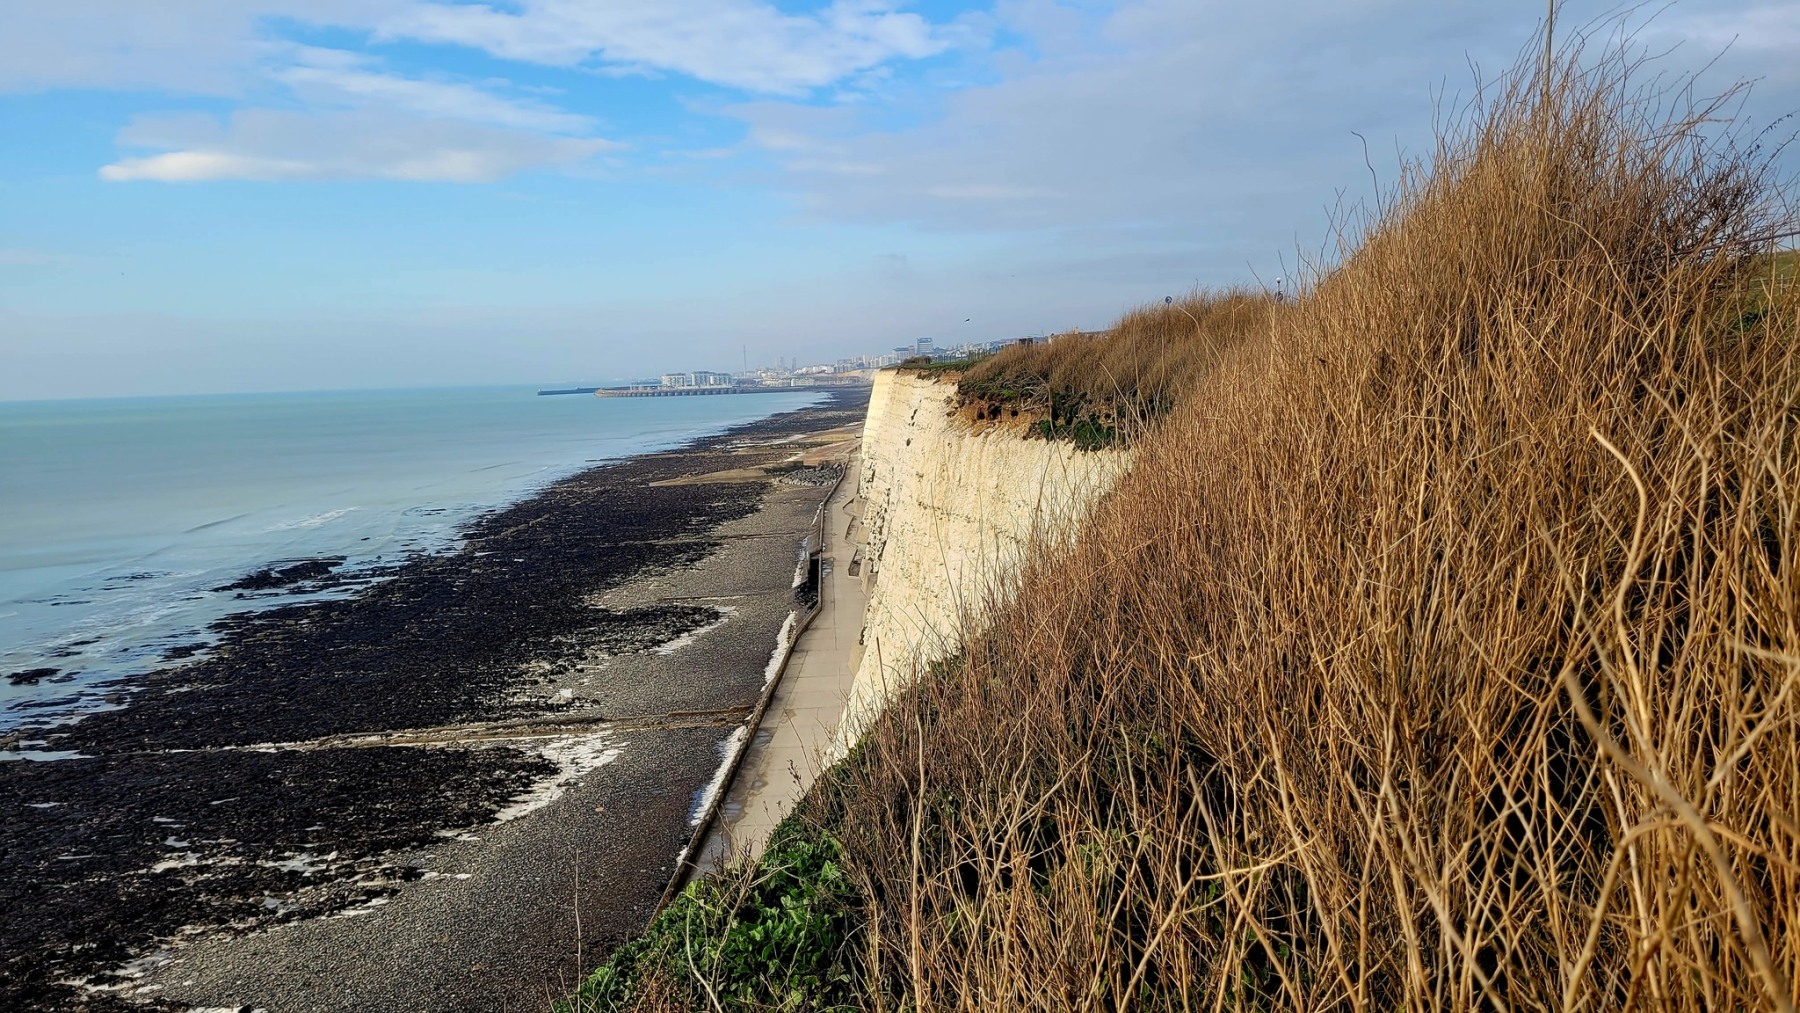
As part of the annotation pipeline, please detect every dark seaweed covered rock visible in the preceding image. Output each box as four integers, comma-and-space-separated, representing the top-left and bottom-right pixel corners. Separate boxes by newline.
6, 667, 58, 686
212, 557, 345, 592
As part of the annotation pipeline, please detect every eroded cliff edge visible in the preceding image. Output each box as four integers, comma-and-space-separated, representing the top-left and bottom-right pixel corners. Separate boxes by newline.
837, 369, 1129, 747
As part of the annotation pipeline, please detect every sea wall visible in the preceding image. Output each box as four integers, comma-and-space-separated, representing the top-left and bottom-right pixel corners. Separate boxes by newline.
838, 370, 1129, 745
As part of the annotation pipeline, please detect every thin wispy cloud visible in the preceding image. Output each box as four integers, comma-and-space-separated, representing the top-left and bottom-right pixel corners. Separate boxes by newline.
87, 38, 620, 183
1654, 2, 1800, 55
379, 0, 960, 95
28, 1, 967, 184
0, 0, 407, 94
277, 48, 598, 135
722, 0, 1800, 239
0, 248, 75, 268
927, 184, 1056, 200
100, 110, 615, 183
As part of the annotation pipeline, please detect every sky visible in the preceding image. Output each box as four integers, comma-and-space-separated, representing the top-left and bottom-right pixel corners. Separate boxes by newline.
1, 1, 1796, 399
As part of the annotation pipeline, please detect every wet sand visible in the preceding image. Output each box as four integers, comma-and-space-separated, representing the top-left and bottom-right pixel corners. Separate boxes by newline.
0, 390, 869, 1013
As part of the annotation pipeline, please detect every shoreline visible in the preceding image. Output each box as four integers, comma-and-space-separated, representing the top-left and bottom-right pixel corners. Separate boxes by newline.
0, 390, 870, 1013
0, 387, 829, 738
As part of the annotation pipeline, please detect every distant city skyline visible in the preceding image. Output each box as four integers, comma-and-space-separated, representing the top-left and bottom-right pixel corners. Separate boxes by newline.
3, 0, 1796, 400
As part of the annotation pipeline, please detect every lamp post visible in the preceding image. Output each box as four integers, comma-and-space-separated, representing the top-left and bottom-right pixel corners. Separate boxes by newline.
1165, 294, 1200, 333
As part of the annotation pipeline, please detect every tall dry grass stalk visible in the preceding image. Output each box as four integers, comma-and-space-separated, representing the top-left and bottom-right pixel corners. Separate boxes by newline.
828, 28, 1799, 1013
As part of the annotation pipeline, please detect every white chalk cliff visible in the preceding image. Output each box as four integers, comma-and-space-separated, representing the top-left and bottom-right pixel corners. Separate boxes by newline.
837, 370, 1128, 747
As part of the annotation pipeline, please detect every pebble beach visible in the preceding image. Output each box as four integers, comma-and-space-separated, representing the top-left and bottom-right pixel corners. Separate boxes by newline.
0, 389, 869, 1013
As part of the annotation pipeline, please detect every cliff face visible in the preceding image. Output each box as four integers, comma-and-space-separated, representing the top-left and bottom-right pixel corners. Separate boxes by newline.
839, 370, 1128, 744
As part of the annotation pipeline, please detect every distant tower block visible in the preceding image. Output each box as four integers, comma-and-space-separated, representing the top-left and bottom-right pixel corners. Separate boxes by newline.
915, 337, 934, 358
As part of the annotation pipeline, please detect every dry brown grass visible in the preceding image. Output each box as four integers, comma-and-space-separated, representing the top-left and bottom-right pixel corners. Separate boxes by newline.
957, 292, 1273, 443
823, 27, 1800, 1013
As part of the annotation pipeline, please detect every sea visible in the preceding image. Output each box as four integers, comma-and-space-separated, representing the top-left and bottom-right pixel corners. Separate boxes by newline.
0, 386, 823, 738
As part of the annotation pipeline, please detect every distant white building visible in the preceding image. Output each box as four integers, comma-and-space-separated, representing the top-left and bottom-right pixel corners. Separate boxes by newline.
661, 370, 734, 388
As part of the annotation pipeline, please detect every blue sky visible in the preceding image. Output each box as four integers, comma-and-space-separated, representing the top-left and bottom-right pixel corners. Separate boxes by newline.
2, 0, 1796, 399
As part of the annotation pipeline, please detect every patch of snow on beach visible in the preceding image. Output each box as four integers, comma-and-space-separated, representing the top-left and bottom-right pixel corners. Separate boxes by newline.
763, 612, 798, 685
491, 734, 624, 824
688, 726, 747, 828
71, 950, 176, 996
652, 605, 738, 656
263, 851, 338, 876
147, 852, 212, 874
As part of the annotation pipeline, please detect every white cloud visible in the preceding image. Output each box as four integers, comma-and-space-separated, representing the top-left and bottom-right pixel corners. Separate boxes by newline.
1, 0, 967, 186
928, 183, 1055, 199
101, 151, 311, 183
379, 0, 955, 94
0, 0, 965, 99
0, 0, 405, 94
0, 1, 618, 183
0, 248, 73, 267
100, 110, 615, 183
278, 48, 597, 134
1653, 3, 1800, 53
724, 0, 1800, 242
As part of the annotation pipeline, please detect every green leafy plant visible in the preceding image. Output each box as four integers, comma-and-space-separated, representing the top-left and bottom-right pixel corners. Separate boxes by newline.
562, 819, 864, 1012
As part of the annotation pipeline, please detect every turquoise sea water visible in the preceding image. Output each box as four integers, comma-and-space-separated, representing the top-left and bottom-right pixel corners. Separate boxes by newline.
0, 387, 822, 731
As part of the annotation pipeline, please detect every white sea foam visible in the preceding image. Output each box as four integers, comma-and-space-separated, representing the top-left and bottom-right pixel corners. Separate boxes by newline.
491, 734, 625, 823
265, 508, 357, 532
651, 605, 738, 656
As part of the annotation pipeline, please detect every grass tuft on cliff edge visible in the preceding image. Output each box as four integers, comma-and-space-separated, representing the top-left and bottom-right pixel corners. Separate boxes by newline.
958, 291, 1273, 448
567, 22, 1800, 1013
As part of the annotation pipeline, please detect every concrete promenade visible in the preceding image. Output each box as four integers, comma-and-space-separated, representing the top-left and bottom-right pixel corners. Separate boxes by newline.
698, 452, 866, 870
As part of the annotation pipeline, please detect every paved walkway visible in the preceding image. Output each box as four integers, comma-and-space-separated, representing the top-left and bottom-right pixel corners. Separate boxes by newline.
698, 453, 866, 870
